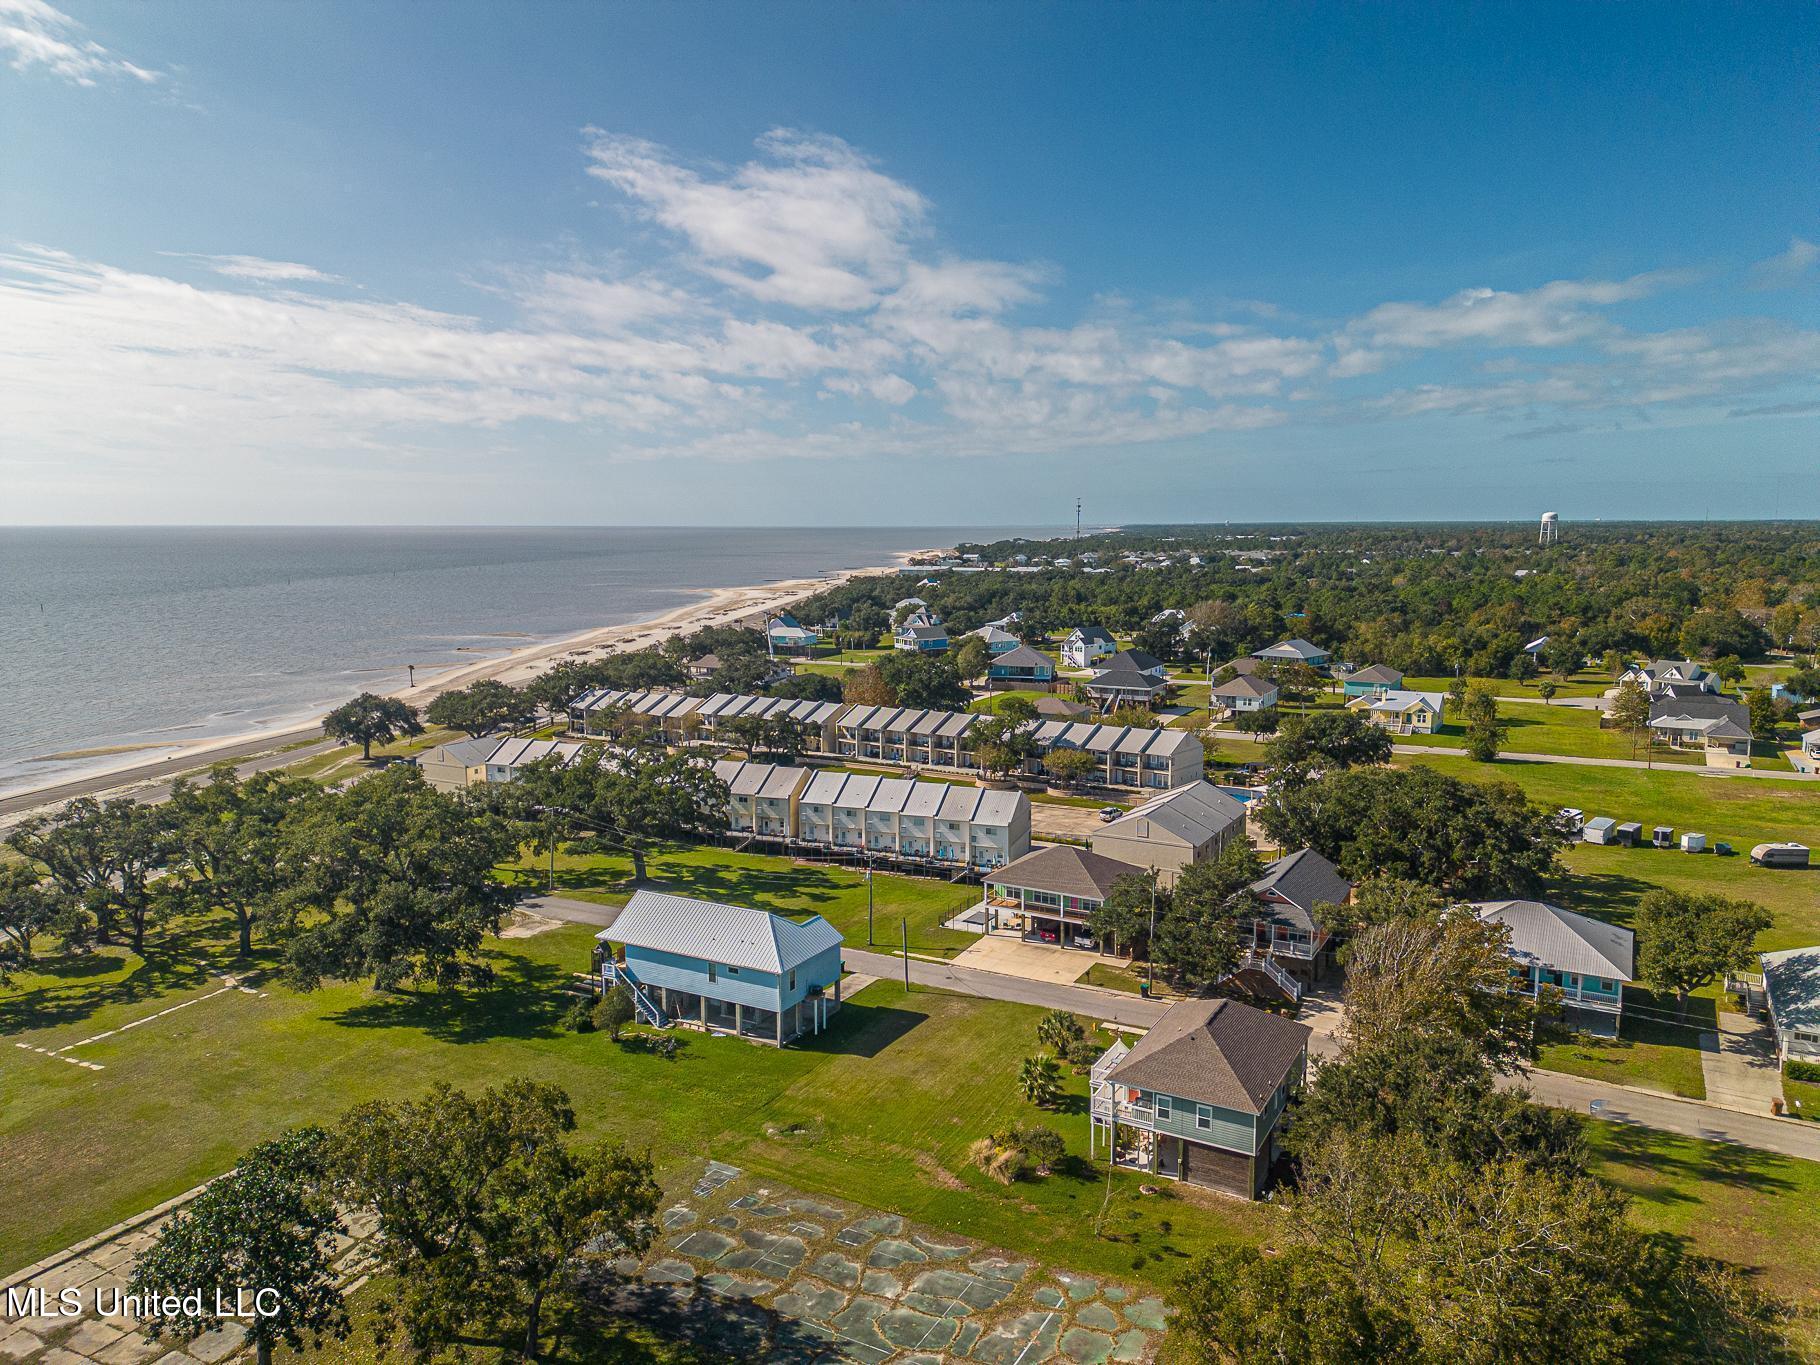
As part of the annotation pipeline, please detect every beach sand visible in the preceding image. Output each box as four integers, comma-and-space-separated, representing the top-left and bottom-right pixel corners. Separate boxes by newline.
1, 556, 912, 819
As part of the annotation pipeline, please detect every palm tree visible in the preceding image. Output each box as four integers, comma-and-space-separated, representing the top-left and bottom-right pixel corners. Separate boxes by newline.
1017, 1054, 1062, 1108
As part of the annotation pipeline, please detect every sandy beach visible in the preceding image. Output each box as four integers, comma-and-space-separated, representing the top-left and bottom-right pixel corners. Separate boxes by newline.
0, 557, 908, 820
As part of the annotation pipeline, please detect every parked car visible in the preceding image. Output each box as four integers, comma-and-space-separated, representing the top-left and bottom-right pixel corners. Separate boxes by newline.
1098, 806, 1123, 822
1749, 842, 1811, 868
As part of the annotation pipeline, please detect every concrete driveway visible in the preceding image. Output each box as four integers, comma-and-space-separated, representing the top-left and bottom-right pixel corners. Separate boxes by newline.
1701, 1010, 1787, 1115
951, 934, 1100, 986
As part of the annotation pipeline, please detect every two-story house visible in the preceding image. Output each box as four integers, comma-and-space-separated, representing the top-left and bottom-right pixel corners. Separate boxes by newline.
1089, 781, 1247, 888
985, 643, 1057, 689
1060, 626, 1117, 668
1338, 663, 1404, 697
595, 890, 844, 1045
1616, 659, 1720, 697
1089, 998, 1310, 1199
1239, 847, 1351, 987
1470, 899, 1634, 1036
765, 612, 820, 654
893, 623, 950, 653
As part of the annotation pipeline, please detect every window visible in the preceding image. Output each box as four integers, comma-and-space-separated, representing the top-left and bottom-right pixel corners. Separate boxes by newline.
1196, 1105, 1212, 1131
1154, 1094, 1172, 1121
789, 969, 796, 990
1600, 979, 1613, 991
727, 965, 740, 975
708, 963, 717, 983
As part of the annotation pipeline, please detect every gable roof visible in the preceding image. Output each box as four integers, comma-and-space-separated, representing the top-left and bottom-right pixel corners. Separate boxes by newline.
1250, 848, 1351, 916
991, 644, 1054, 670
1067, 625, 1116, 645
1105, 997, 1310, 1114
1350, 689, 1445, 715
1087, 658, 1167, 690
601, 888, 842, 973
1342, 664, 1403, 684
1471, 900, 1634, 982
1096, 781, 1246, 849
1112, 648, 1164, 672
990, 844, 1142, 900
897, 624, 949, 641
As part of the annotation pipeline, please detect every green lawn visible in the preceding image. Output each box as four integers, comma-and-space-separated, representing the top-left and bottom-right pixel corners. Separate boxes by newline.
1535, 987, 1712, 1098
499, 842, 983, 958
0, 923, 1266, 1286
1404, 669, 1617, 700
285, 725, 468, 783
1392, 700, 1710, 765
1395, 752, 1820, 949
1786, 1076, 1820, 1122
1585, 1122, 1820, 1339
970, 689, 1054, 714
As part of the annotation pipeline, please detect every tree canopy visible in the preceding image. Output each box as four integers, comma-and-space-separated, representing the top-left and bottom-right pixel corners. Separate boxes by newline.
323, 692, 423, 760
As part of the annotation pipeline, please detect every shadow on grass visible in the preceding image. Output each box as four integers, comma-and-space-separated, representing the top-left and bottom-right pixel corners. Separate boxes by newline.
792, 1000, 925, 1059
563, 1270, 849, 1364
1550, 868, 1659, 927
1593, 1119, 1799, 1201
320, 954, 571, 1045
0, 916, 284, 1037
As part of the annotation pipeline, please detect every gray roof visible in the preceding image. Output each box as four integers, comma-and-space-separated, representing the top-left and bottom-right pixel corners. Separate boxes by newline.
1068, 626, 1116, 645
1471, 900, 1634, 982
1649, 695, 1748, 732
1086, 659, 1166, 692
1250, 847, 1351, 920
600, 889, 841, 973
1104, 997, 1310, 1115
1112, 649, 1164, 673
1762, 947, 1820, 1034
425, 737, 507, 768
898, 624, 949, 641
1096, 781, 1246, 849
1253, 638, 1327, 662
1350, 689, 1445, 715
1343, 664, 1403, 684
968, 625, 1019, 645
990, 844, 1144, 900
1211, 673, 1276, 699
991, 644, 1054, 670
1034, 695, 1091, 718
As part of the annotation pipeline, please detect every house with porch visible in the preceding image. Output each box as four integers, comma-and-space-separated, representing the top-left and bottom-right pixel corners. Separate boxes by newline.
1084, 657, 1168, 710
1339, 663, 1404, 698
1648, 696, 1753, 768
1090, 781, 1247, 888
1210, 673, 1277, 715
1347, 687, 1446, 734
1252, 638, 1331, 668
1239, 847, 1350, 986
1761, 946, 1820, 1065
1470, 899, 1634, 1036
985, 644, 1057, 689
1616, 659, 1720, 697
595, 890, 844, 1045
1061, 626, 1118, 668
893, 623, 950, 653
765, 613, 821, 654
1089, 997, 1310, 1200
983, 844, 1139, 950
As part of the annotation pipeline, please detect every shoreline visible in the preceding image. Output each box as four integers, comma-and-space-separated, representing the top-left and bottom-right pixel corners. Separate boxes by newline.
0, 554, 915, 818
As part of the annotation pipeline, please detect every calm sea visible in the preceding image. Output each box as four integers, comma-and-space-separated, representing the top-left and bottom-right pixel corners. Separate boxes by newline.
0, 526, 1043, 798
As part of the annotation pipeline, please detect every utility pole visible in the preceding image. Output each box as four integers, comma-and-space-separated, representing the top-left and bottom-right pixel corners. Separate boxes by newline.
901, 920, 910, 992
546, 808, 556, 894
866, 863, 875, 946
1146, 876, 1157, 995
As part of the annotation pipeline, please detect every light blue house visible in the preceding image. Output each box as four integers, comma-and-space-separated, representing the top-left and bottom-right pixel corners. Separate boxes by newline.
596, 890, 845, 1044
986, 643, 1056, 687
1089, 997, 1309, 1199
967, 624, 1023, 656
766, 612, 820, 654
893, 623, 950, 652
1471, 899, 1633, 1036
1339, 663, 1404, 698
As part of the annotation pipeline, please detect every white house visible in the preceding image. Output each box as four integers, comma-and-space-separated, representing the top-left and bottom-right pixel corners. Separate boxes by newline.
1061, 626, 1117, 668
1616, 659, 1720, 696
1762, 946, 1820, 1064
1210, 673, 1278, 714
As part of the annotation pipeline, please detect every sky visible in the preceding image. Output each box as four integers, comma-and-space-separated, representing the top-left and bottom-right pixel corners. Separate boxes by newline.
1, 1, 1816, 526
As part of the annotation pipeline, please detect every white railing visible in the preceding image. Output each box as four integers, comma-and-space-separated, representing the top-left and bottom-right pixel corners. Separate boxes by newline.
1228, 951, 1301, 1003
602, 961, 667, 1027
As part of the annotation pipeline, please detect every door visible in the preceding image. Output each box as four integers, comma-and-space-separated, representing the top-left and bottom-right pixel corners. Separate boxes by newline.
1157, 1137, 1181, 1179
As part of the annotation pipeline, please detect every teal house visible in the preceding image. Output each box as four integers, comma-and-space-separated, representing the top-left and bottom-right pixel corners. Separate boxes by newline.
1089, 997, 1309, 1199
595, 890, 845, 1045
1471, 899, 1633, 1036
986, 643, 1057, 687
1340, 663, 1404, 697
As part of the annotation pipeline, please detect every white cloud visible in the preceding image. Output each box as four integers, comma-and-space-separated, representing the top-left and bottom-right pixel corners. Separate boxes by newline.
1749, 236, 1818, 289
1346, 272, 1672, 351
0, 0, 161, 86
167, 254, 344, 284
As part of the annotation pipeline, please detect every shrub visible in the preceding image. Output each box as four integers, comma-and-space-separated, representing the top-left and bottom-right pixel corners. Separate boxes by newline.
593, 983, 636, 1039
1788, 1060, 1820, 1084
562, 998, 595, 1033
970, 1123, 1067, 1182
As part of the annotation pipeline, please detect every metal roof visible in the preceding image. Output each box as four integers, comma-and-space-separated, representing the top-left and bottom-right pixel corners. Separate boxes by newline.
599, 888, 842, 974
1762, 947, 1820, 1034
1471, 900, 1634, 982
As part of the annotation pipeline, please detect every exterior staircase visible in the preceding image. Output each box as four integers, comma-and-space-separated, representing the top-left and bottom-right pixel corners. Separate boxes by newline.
602, 960, 668, 1027
1221, 951, 1302, 1005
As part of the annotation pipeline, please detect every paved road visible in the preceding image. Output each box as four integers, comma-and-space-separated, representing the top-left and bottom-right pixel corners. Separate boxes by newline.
528, 894, 1820, 1160
0, 730, 338, 822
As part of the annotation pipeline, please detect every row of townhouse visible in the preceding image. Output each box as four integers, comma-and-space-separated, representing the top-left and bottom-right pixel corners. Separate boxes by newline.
417, 736, 587, 792
567, 688, 1206, 789
711, 758, 1031, 870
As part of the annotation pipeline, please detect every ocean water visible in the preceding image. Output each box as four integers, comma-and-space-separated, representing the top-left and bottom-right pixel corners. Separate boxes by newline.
0, 526, 1041, 798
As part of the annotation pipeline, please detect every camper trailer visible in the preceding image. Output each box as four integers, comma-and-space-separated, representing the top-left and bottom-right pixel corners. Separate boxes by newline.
1750, 842, 1811, 869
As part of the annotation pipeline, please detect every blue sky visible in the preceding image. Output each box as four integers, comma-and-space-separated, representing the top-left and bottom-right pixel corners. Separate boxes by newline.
2, 1, 1816, 524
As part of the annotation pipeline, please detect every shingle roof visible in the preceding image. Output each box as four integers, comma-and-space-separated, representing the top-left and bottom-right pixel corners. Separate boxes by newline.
1253, 639, 1327, 662
990, 844, 1143, 900
1212, 673, 1276, 699
1471, 900, 1634, 982
1096, 781, 1246, 849
1112, 649, 1164, 672
1105, 997, 1310, 1115
1343, 664, 1402, 684
601, 889, 842, 973
991, 644, 1054, 670
1250, 848, 1351, 917
1069, 626, 1116, 645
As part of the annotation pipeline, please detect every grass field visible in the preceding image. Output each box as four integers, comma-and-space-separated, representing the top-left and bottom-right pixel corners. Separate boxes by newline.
0, 923, 1266, 1285
1394, 752, 1820, 950
498, 842, 984, 958
1404, 669, 1617, 699
1786, 1076, 1820, 1122
1535, 987, 1713, 1099
1392, 700, 1709, 765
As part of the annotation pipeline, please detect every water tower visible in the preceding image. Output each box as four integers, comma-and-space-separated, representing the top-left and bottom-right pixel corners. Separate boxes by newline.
1539, 511, 1559, 546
